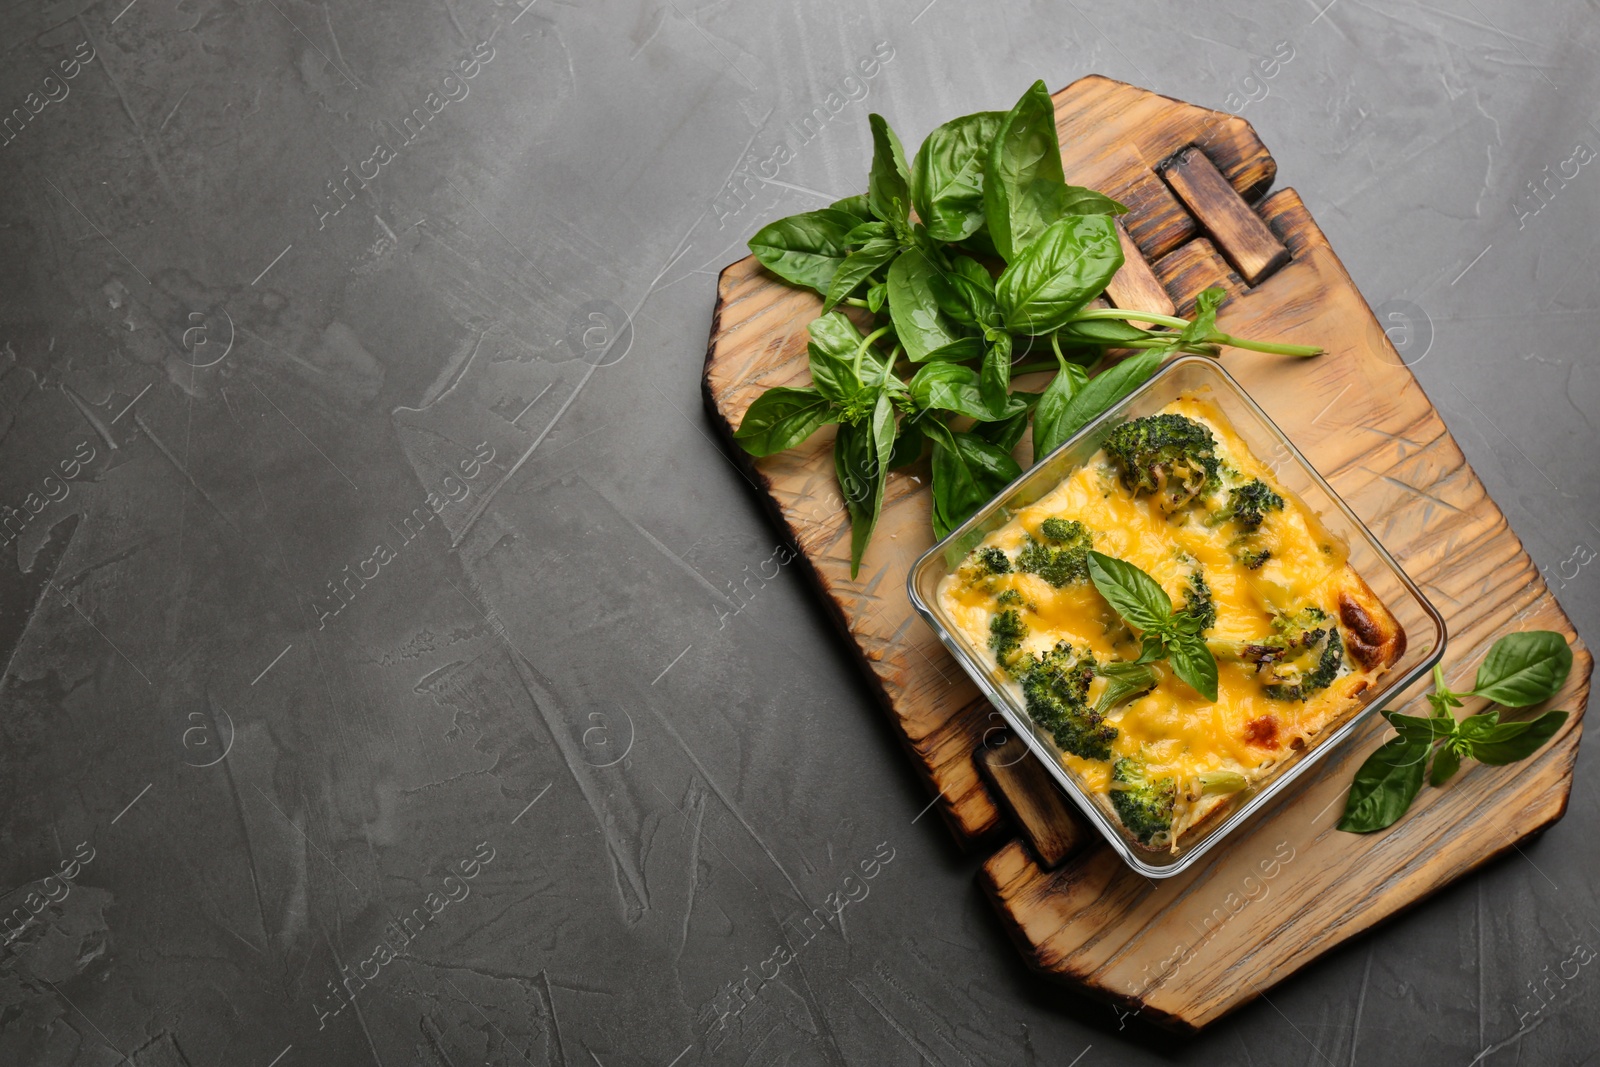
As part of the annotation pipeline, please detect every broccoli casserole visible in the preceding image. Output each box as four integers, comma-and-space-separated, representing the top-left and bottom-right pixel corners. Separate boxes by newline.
937, 397, 1406, 849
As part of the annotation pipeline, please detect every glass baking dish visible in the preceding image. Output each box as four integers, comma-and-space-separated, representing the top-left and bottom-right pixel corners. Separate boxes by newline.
906, 355, 1447, 878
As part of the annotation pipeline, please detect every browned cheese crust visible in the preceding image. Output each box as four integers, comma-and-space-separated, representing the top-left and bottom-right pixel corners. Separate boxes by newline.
1337, 570, 1407, 672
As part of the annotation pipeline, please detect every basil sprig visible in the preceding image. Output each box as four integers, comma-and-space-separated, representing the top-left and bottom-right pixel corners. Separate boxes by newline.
737, 79, 1322, 576
1085, 551, 1219, 701
1338, 631, 1573, 833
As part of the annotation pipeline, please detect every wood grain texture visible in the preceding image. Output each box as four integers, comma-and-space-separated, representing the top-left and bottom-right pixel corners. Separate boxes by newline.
1106, 219, 1176, 319
702, 75, 1590, 1030
1153, 237, 1247, 315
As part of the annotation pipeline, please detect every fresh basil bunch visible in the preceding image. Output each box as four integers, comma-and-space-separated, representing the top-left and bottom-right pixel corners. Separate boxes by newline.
735, 80, 1321, 576
1085, 551, 1219, 701
1338, 631, 1573, 833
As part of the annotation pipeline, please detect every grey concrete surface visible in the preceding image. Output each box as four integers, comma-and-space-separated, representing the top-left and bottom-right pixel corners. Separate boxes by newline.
0, 0, 1595, 1064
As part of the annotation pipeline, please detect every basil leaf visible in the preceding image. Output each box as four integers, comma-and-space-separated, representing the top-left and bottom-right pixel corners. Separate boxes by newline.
1183, 286, 1225, 339
1045, 348, 1164, 447
931, 268, 1001, 330
1039, 180, 1128, 218
951, 255, 994, 288
869, 388, 897, 471
957, 226, 1001, 260
835, 393, 897, 577
979, 334, 1013, 418
808, 349, 861, 407
807, 319, 866, 407
1154, 285, 1226, 355
808, 309, 864, 359
834, 421, 874, 569
1337, 735, 1429, 833
1469, 630, 1573, 707
911, 111, 1006, 242
823, 237, 901, 312
1054, 318, 1153, 346
985, 94, 1126, 263
1086, 551, 1172, 632
830, 194, 873, 222
984, 79, 1065, 261
926, 422, 1022, 540
995, 178, 1132, 265
975, 399, 1034, 453
867, 114, 913, 228
888, 248, 966, 362
748, 209, 861, 294
865, 281, 888, 313
918, 337, 986, 363
889, 419, 925, 469
1428, 743, 1461, 787
995, 214, 1124, 335
812, 307, 889, 385
908, 363, 1024, 422
807, 312, 887, 401
908, 363, 985, 418
1454, 710, 1501, 740
1128, 631, 1164, 665
1464, 710, 1569, 765
843, 221, 893, 244
1167, 632, 1219, 701
733, 386, 839, 457
1030, 361, 1089, 464
1386, 711, 1458, 743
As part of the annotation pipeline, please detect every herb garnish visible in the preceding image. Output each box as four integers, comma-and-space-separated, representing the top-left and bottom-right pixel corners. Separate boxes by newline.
1338, 631, 1573, 833
1085, 551, 1220, 701
734, 79, 1321, 576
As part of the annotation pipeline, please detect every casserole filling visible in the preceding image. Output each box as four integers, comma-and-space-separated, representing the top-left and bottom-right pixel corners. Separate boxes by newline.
937, 397, 1405, 849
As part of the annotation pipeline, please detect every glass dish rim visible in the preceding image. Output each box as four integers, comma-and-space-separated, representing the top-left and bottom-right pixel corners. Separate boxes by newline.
905, 354, 1448, 878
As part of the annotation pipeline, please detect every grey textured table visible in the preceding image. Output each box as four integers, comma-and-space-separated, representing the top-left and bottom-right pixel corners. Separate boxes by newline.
0, 1, 1596, 1064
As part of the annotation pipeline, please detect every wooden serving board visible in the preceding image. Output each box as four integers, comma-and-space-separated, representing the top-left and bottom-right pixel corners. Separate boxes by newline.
701, 75, 1591, 1031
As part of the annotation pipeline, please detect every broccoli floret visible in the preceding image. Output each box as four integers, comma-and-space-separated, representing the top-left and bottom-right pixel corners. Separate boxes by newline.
1175, 568, 1216, 633
1016, 521, 1093, 587
988, 608, 1027, 669
1211, 607, 1346, 701
1109, 756, 1176, 845
1192, 770, 1247, 798
1210, 478, 1284, 533
1264, 626, 1344, 700
1039, 517, 1079, 543
1094, 661, 1159, 715
1104, 414, 1221, 511
1016, 642, 1116, 760
996, 589, 1023, 606
1236, 547, 1271, 570
974, 546, 1011, 575
1273, 606, 1329, 640
1211, 639, 1287, 670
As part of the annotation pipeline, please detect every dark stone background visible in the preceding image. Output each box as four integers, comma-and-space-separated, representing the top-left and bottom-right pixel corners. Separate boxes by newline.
0, 0, 1595, 1064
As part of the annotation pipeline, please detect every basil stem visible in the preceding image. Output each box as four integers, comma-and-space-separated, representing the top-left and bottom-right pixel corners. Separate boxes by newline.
1208, 332, 1323, 357
852, 325, 892, 381
1068, 307, 1322, 357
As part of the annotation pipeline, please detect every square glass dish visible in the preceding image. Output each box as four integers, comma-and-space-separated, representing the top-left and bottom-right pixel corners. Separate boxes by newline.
907, 355, 1446, 878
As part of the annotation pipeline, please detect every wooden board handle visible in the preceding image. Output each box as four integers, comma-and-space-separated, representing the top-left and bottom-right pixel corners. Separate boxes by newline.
976, 733, 1093, 869
1159, 146, 1291, 286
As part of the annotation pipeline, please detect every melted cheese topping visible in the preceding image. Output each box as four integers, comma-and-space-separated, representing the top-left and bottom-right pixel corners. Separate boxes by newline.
936, 397, 1396, 848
